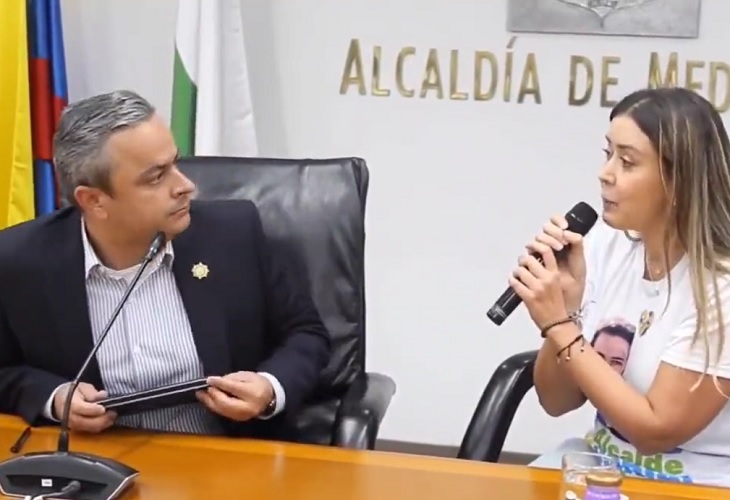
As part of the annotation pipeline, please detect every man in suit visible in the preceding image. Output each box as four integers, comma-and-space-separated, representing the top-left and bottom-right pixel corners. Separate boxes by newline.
0, 90, 331, 440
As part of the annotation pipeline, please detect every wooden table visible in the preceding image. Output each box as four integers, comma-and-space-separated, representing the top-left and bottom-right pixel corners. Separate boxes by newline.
0, 415, 725, 499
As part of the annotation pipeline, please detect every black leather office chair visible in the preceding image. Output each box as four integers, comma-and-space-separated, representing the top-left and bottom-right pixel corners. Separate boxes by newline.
456, 350, 538, 462
177, 156, 396, 450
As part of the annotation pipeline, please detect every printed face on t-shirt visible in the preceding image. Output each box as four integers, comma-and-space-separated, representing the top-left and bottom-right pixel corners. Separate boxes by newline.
592, 325, 635, 375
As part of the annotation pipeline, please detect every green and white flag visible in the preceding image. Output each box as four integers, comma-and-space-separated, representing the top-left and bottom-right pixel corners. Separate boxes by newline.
171, 0, 257, 157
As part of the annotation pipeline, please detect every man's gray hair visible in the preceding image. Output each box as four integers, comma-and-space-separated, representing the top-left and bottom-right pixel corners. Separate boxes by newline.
53, 90, 156, 206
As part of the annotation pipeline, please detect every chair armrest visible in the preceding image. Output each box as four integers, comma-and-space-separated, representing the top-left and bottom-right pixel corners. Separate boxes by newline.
457, 350, 538, 462
331, 372, 396, 449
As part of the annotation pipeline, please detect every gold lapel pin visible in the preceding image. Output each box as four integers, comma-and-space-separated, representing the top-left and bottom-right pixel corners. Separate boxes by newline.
191, 262, 210, 280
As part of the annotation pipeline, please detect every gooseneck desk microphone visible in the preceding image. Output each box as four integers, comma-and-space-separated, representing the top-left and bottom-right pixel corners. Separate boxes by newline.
0, 232, 166, 500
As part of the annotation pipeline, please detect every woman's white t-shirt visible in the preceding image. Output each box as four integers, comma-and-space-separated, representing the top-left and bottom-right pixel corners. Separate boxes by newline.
578, 221, 730, 488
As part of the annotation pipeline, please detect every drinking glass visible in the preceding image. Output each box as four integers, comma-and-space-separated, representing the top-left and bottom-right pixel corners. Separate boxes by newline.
559, 452, 623, 500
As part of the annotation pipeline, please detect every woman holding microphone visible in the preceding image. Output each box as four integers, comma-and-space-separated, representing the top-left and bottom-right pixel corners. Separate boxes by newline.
513, 87, 730, 487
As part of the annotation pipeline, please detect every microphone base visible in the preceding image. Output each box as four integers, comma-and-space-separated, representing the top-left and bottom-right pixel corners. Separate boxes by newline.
0, 451, 138, 500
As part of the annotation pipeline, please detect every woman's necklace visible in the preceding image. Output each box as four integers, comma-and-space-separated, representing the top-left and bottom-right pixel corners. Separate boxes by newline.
639, 251, 662, 336
644, 252, 662, 297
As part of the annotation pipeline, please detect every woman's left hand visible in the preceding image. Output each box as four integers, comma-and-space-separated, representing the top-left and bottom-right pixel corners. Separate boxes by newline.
508, 240, 570, 330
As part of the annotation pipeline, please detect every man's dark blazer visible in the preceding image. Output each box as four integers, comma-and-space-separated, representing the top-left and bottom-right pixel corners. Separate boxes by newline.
0, 199, 331, 440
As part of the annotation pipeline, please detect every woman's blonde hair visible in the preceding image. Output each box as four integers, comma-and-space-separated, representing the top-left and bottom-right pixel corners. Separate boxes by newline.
611, 87, 730, 380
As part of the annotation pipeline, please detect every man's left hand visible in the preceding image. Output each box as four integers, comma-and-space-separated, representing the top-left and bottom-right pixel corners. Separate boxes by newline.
196, 371, 274, 422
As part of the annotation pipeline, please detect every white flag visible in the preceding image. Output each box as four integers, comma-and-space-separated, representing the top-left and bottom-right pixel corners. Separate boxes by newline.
170, 0, 258, 156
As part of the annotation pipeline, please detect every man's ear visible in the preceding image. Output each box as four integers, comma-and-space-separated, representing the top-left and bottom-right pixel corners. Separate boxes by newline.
73, 185, 109, 219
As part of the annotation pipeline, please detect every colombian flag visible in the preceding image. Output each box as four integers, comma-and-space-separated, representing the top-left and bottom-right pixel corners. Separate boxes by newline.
0, 1, 35, 228
0, 0, 67, 229
28, 0, 68, 216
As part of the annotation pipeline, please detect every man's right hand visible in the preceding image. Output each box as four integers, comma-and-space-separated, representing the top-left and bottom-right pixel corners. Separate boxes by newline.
52, 382, 116, 433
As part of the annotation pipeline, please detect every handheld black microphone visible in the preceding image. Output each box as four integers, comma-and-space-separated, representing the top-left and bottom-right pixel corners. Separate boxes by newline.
0, 231, 166, 500
486, 202, 598, 326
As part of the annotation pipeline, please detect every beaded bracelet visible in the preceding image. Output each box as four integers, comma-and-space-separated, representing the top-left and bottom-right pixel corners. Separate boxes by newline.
540, 311, 580, 338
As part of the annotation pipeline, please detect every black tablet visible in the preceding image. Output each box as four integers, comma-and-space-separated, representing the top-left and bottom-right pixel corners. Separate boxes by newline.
98, 378, 210, 416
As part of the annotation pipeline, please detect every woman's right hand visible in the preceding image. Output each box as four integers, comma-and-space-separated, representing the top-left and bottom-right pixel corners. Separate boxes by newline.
522, 214, 587, 312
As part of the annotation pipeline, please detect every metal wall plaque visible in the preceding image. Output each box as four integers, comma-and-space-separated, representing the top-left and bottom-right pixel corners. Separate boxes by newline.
507, 0, 701, 38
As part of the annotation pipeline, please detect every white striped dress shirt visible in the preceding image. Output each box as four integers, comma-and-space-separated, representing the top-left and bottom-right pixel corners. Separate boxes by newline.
79, 225, 223, 434
42, 222, 286, 433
